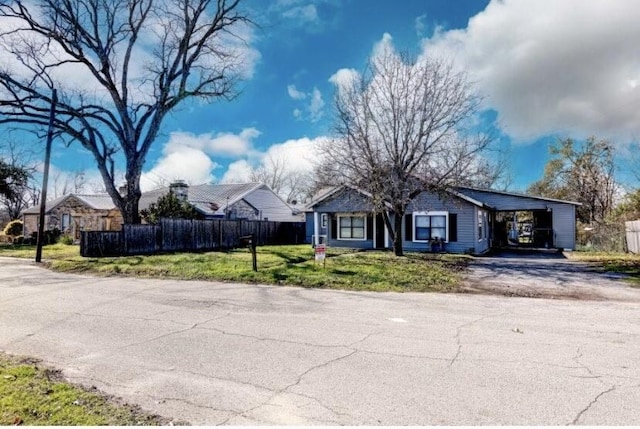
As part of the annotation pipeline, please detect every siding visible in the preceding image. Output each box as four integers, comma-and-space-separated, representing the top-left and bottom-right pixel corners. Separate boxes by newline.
457, 188, 577, 250
403, 192, 480, 254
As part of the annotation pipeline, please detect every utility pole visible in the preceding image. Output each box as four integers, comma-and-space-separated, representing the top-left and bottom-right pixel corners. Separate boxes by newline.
35, 88, 57, 263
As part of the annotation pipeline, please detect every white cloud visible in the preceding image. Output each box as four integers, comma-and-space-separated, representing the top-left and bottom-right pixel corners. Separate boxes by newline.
329, 68, 360, 91
415, 14, 427, 37
219, 136, 328, 184
421, 0, 640, 143
287, 85, 325, 122
220, 159, 253, 183
287, 84, 307, 100
282, 4, 319, 24
141, 128, 260, 191
308, 88, 325, 122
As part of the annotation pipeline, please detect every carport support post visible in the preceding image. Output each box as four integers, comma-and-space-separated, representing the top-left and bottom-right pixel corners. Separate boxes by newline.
35, 88, 57, 263
313, 212, 320, 246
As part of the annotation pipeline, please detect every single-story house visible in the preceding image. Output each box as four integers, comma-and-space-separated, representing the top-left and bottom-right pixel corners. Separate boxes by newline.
140, 181, 303, 222
22, 194, 123, 239
21, 181, 302, 239
307, 185, 580, 254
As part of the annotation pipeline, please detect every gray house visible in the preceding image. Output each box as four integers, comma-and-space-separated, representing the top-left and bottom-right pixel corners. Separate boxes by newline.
140, 182, 303, 222
308, 185, 580, 254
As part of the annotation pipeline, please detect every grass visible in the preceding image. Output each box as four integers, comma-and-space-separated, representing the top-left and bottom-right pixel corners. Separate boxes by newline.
565, 250, 640, 286
0, 353, 171, 425
0, 243, 468, 293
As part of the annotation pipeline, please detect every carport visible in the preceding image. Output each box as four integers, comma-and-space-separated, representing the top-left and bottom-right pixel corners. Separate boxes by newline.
457, 187, 581, 251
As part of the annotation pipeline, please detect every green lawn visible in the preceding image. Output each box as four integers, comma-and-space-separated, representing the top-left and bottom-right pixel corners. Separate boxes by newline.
0, 243, 468, 293
0, 353, 170, 425
566, 250, 640, 285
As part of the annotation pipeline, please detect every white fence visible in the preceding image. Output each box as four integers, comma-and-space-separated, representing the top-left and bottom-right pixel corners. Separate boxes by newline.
625, 220, 640, 254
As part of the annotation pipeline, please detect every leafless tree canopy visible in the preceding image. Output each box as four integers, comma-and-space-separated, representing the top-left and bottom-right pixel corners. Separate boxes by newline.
319, 49, 490, 255
0, 0, 252, 223
248, 154, 313, 204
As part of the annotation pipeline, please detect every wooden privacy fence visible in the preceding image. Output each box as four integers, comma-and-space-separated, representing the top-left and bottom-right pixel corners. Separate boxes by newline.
80, 218, 306, 257
625, 220, 640, 254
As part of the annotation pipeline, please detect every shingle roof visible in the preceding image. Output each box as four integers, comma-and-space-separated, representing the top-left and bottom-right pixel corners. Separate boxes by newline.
139, 182, 269, 217
22, 194, 116, 214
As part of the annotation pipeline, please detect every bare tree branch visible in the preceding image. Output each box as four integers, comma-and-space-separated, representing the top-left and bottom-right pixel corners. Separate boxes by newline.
0, 0, 253, 223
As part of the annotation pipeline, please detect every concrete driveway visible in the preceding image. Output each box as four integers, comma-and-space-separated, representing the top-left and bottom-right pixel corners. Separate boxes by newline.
1, 256, 640, 425
462, 251, 640, 302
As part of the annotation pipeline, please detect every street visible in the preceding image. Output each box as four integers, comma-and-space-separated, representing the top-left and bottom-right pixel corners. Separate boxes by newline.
1, 256, 639, 425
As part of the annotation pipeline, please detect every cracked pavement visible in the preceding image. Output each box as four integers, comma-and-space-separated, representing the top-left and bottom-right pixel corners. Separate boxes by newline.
1, 256, 640, 425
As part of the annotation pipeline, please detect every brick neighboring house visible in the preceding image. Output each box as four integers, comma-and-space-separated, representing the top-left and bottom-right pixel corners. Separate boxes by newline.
22, 194, 122, 240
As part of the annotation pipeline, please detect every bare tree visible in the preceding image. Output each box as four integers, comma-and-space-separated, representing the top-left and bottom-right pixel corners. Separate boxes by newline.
52, 168, 85, 197
249, 153, 313, 203
0, 0, 252, 223
320, 49, 490, 256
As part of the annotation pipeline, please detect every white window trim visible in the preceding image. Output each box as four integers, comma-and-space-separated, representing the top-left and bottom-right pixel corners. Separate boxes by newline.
337, 214, 367, 241
412, 211, 449, 243
478, 209, 488, 242
321, 213, 328, 228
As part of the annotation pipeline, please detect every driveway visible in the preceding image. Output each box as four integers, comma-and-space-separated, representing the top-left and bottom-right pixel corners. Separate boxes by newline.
461, 251, 640, 302
1, 256, 640, 425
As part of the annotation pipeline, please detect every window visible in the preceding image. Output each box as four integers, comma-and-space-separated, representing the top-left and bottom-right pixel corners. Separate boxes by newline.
413, 211, 448, 242
61, 213, 71, 231
478, 210, 487, 241
338, 215, 366, 240
321, 213, 327, 228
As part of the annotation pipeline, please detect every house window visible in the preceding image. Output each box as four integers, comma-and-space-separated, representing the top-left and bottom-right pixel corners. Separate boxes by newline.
413, 211, 448, 242
338, 215, 366, 240
321, 213, 328, 228
478, 211, 487, 241
62, 213, 71, 231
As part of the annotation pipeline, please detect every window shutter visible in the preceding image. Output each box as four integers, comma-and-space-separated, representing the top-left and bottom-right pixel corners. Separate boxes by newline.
448, 213, 458, 242
366, 214, 373, 240
331, 215, 337, 240
404, 214, 413, 241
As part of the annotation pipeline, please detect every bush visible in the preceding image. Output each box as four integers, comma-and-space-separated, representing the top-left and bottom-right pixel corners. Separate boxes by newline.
3, 220, 23, 237
60, 234, 74, 245
12, 236, 24, 245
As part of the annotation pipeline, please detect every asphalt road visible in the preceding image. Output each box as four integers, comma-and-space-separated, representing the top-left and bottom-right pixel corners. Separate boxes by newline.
1, 256, 639, 425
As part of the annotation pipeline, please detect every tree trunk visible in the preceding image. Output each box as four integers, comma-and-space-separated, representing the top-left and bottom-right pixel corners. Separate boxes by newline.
393, 210, 404, 256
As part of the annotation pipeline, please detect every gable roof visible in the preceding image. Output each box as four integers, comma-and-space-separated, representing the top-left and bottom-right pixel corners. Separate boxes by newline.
22, 193, 116, 215
139, 182, 300, 220
308, 185, 488, 210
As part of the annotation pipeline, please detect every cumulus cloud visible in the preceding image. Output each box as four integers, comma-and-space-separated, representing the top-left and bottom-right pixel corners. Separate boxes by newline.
141, 128, 260, 191
287, 84, 307, 100
220, 136, 328, 184
421, 0, 640, 143
287, 85, 325, 122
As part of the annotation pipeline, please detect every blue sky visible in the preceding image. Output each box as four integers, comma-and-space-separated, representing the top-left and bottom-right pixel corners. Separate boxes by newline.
6, 0, 640, 195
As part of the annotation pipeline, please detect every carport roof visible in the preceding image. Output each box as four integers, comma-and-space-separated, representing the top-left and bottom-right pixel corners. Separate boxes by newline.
456, 186, 582, 206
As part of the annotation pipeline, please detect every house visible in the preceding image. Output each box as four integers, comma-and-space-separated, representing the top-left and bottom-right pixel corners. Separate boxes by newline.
139, 181, 303, 222
307, 185, 580, 254
22, 194, 123, 240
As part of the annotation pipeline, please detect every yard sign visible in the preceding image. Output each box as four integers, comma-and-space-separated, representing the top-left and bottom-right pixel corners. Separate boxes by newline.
315, 243, 326, 266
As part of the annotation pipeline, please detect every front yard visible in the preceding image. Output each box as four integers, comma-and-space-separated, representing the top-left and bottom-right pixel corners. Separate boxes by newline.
0, 243, 469, 293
